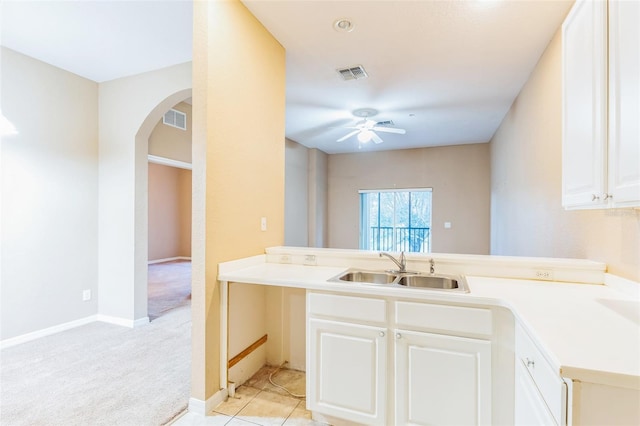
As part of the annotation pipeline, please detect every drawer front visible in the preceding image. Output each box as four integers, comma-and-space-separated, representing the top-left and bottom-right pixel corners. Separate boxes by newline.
308, 292, 386, 324
395, 301, 492, 336
515, 324, 567, 425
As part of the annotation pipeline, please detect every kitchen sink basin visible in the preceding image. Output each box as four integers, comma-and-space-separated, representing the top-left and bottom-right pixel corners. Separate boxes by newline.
329, 269, 469, 293
397, 274, 464, 290
335, 271, 398, 284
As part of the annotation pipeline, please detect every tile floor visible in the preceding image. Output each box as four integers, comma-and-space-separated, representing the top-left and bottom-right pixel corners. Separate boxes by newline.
170, 366, 326, 426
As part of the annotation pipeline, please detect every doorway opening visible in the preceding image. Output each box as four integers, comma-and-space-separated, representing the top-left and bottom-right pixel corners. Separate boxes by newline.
146, 99, 193, 321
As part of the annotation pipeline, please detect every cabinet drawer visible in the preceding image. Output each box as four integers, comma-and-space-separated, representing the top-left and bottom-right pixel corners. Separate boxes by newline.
308, 292, 386, 324
515, 324, 567, 425
395, 301, 492, 336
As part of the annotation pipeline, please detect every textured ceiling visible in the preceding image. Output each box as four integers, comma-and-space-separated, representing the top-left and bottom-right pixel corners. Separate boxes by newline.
243, 0, 574, 153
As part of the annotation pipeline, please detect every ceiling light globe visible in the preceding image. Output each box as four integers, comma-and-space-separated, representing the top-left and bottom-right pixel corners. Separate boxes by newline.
358, 130, 373, 143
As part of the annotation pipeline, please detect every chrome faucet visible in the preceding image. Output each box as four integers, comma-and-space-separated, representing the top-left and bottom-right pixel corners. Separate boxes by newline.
429, 258, 435, 275
380, 251, 406, 273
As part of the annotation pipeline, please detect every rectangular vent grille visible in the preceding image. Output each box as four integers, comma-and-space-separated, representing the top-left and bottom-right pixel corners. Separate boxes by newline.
376, 120, 394, 126
163, 108, 187, 130
337, 65, 368, 81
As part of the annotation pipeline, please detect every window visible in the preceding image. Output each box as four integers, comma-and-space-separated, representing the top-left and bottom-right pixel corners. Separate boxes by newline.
360, 189, 432, 253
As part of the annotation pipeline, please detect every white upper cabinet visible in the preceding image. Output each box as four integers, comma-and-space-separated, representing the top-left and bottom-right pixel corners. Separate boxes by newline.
562, 0, 640, 209
607, 0, 640, 206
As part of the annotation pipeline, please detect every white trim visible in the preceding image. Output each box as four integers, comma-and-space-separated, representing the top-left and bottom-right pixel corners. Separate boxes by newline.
1, 314, 98, 349
96, 314, 149, 328
148, 256, 192, 264
148, 155, 192, 170
220, 280, 228, 390
188, 389, 228, 415
358, 187, 433, 194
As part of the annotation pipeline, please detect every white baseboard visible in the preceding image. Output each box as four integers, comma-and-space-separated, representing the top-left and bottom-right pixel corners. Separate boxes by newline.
96, 314, 149, 328
188, 388, 228, 415
148, 256, 191, 265
1, 313, 152, 350
1, 314, 98, 349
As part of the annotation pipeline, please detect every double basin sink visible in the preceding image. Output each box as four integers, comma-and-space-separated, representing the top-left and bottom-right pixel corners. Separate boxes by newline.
329, 269, 469, 293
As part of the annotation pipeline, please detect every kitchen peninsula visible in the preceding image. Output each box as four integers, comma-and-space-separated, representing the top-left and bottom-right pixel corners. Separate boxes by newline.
219, 247, 639, 425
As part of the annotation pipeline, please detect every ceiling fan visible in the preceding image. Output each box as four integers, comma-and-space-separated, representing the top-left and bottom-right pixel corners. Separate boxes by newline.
337, 108, 406, 144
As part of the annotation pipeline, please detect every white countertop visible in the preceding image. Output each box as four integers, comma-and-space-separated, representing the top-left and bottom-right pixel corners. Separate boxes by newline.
219, 253, 640, 390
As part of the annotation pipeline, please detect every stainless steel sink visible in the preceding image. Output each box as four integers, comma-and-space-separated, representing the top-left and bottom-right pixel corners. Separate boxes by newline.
329, 269, 469, 293
397, 274, 464, 290
334, 270, 398, 284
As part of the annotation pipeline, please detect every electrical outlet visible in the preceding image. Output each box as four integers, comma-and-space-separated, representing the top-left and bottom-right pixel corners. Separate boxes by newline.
280, 254, 291, 264
534, 270, 553, 280
304, 255, 317, 266
82, 289, 91, 301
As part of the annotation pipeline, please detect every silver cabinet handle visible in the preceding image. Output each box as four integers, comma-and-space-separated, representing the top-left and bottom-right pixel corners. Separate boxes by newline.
526, 358, 535, 368
379, 331, 385, 337
396, 333, 402, 339
592, 194, 600, 201
604, 193, 613, 200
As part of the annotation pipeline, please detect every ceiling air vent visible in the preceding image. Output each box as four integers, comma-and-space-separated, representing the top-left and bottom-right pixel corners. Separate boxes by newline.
163, 108, 187, 130
376, 120, 394, 127
337, 65, 368, 81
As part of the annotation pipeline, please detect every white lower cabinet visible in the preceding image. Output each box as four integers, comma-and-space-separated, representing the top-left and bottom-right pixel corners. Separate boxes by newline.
514, 324, 568, 425
394, 330, 492, 425
515, 360, 558, 425
307, 318, 387, 424
307, 292, 494, 425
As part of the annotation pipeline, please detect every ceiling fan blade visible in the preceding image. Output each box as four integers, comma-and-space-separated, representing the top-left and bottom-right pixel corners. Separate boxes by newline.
373, 126, 406, 135
337, 130, 359, 142
371, 132, 384, 144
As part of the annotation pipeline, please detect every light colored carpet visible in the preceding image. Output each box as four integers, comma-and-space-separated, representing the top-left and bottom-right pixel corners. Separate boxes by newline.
0, 304, 191, 426
148, 260, 192, 321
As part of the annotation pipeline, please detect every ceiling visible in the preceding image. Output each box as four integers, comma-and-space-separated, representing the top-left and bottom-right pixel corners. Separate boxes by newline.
1, 0, 573, 154
0, 0, 193, 83
243, 0, 573, 154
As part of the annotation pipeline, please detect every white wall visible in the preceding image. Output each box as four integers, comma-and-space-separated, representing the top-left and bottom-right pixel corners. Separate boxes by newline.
328, 144, 491, 254
1, 48, 98, 340
98, 63, 191, 323
490, 29, 640, 282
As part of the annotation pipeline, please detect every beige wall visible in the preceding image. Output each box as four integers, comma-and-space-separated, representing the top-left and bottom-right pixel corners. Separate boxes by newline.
285, 139, 309, 246
1, 47, 99, 340
490, 29, 640, 281
308, 148, 328, 248
148, 101, 192, 163
192, 0, 285, 402
328, 144, 491, 254
148, 163, 192, 261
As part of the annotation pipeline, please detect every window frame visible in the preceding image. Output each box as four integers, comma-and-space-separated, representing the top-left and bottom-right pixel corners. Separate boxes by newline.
358, 188, 433, 253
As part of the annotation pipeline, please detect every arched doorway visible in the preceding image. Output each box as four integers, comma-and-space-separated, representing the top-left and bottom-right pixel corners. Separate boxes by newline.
134, 88, 192, 321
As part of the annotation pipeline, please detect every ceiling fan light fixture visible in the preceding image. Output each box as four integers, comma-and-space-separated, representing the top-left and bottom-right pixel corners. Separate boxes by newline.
357, 129, 374, 143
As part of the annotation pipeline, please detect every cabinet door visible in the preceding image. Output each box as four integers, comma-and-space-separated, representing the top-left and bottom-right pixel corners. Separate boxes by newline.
308, 318, 387, 425
395, 330, 492, 425
608, 0, 640, 206
562, 0, 608, 209
515, 360, 558, 425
